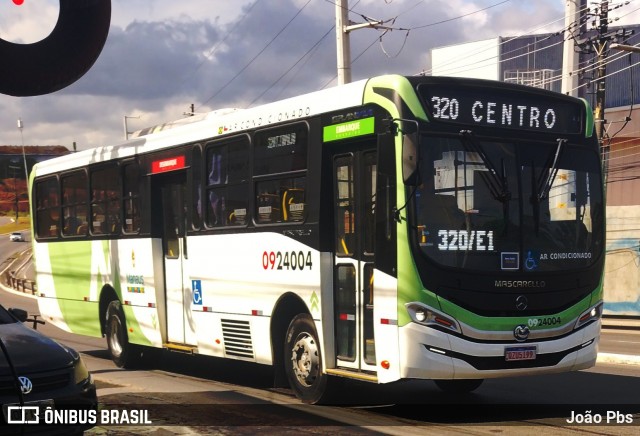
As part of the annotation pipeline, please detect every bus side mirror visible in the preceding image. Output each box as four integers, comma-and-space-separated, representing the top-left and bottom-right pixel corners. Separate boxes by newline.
402, 130, 420, 186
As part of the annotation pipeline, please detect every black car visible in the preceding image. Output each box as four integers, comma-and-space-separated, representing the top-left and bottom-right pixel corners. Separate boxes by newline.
0, 305, 97, 434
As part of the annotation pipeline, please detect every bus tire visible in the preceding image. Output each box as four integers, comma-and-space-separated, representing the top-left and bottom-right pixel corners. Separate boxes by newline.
105, 300, 140, 368
284, 313, 328, 404
434, 379, 484, 394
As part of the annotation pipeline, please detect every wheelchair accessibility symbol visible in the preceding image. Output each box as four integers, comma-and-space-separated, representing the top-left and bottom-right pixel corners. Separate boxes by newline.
192, 280, 202, 305
525, 251, 539, 271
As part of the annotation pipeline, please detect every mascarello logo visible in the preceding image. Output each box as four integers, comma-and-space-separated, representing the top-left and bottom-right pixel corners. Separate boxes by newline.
12, 0, 25, 5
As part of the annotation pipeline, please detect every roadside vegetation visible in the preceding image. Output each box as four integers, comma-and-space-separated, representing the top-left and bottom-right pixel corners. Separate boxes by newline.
0, 215, 31, 234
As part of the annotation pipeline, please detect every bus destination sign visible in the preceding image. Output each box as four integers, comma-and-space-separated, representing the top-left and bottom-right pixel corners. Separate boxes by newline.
151, 155, 186, 174
418, 84, 584, 135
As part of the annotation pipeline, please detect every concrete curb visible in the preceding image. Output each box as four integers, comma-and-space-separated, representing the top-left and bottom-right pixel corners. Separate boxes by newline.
596, 352, 640, 366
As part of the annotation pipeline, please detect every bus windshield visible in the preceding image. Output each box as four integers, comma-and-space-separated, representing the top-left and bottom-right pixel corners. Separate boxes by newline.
413, 134, 604, 273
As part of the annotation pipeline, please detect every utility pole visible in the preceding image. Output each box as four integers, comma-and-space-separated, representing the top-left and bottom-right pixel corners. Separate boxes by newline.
574, 1, 633, 145
335, 0, 391, 85
336, 0, 352, 85
561, 1, 582, 96
594, 1, 609, 143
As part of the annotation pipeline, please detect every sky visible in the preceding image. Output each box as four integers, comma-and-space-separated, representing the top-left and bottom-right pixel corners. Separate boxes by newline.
0, 0, 639, 151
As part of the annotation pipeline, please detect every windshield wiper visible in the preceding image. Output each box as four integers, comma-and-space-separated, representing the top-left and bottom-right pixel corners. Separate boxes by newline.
536, 138, 567, 202
530, 138, 568, 234
459, 130, 511, 235
459, 130, 511, 204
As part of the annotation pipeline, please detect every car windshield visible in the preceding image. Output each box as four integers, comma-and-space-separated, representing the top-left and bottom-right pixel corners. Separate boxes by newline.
413, 134, 604, 272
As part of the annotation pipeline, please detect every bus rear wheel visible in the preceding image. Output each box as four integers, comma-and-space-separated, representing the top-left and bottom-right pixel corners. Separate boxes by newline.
434, 379, 484, 393
284, 314, 328, 404
105, 300, 147, 368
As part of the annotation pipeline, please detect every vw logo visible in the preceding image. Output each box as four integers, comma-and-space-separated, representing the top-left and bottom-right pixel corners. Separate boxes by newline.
514, 324, 530, 342
515, 295, 528, 311
18, 376, 33, 395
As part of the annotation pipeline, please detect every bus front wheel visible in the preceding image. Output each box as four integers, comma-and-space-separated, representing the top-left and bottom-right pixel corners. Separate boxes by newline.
434, 379, 484, 393
284, 313, 328, 404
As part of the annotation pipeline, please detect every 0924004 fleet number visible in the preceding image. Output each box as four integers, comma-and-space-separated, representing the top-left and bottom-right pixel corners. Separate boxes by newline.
528, 316, 561, 327
262, 250, 313, 271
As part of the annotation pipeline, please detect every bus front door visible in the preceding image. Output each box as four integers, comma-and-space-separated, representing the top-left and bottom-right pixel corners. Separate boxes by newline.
158, 173, 197, 346
333, 150, 377, 374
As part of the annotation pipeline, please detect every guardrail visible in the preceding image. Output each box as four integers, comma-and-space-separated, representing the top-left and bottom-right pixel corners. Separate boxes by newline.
6, 271, 37, 295
1, 248, 38, 295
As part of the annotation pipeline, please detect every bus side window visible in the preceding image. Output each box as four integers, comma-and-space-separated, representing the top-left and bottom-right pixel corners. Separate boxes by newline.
256, 177, 305, 224
61, 171, 88, 237
91, 165, 120, 235
36, 178, 60, 239
257, 191, 280, 223
205, 138, 249, 228
207, 148, 226, 227
282, 187, 305, 222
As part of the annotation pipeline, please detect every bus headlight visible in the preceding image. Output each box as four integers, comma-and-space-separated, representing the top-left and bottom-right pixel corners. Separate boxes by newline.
405, 303, 461, 334
574, 301, 603, 329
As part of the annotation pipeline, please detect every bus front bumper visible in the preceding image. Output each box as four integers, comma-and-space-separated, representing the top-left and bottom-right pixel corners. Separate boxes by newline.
399, 320, 600, 380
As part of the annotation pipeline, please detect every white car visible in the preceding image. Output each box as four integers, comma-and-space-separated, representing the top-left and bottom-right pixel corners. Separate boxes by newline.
9, 232, 24, 242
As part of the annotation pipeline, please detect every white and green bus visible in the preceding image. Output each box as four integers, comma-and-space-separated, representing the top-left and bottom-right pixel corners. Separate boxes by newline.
30, 75, 605, 403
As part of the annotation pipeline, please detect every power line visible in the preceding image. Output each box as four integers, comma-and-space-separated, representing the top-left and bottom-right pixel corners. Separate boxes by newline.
201, 0, 312, 107
247, 25, 336, 107
262, 0, 365, 101
419, 8, 581, 76
409, 0, 514, 31
176, 0, 262, 94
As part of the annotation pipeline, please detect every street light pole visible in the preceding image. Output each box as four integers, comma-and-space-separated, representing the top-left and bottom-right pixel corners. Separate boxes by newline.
9, 164, 20, 222
17, 118, 28, 181
17, 118, 28, 220
123, 115, 140, 140
610, 43, 640, 53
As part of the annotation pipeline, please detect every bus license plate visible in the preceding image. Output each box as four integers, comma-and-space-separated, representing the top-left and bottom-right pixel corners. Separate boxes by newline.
505, 346, 537, 361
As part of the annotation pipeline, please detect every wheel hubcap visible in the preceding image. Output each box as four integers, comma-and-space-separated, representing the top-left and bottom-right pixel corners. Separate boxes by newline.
109, 317, 123, 357
290, 332, 319, 387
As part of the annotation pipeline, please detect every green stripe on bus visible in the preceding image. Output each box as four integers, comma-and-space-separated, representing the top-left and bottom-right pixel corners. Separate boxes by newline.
47, 240, 150, 345
323, 117, 375, 142
438, 290, 599, 332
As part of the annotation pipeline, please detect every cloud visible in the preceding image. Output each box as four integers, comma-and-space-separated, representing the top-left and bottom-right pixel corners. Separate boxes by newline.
67, 19, 221, 101
0, 0, 58, 43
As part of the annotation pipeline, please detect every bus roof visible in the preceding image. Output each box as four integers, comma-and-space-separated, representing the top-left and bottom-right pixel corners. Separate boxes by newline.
32, 77, 371, 177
